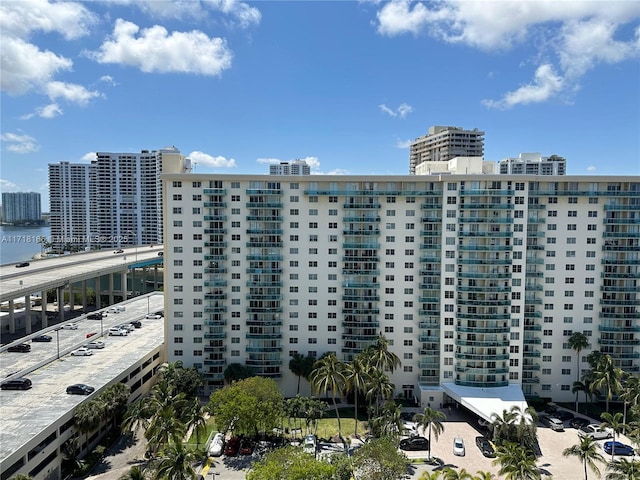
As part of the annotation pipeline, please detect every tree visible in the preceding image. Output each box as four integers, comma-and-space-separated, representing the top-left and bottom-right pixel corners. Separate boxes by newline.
362, 334, 401, 373
122, 398, 152, 436
572, 381, 590, 416
492, 441, 540, 480
568, 332, 590, 411
600, 412, 628, 462
344, 355, 370, 437
351, 437, 410, 480
74, 400, 104, 449
289, 353, 315, 395
152, 441, 198, 480
369, 400, 404, 438
119, 465, 146, 480
589, 354, 623, 413
145, 407, 186, 456
442, 468, 474, 480
365, 368, 394, 418
184, 398, 207, 446
101, 382, 131, 429
562, 433, 605, 480
473, 472, 496, 480
247, 446, 335, 480
414, 406, 446, 461
490, 406, 538, 451
604, 458, 640, 480
418, 472, 443, 480
223, 363, 253, 384
310, 352, 347, 442
620, 374, 640, 425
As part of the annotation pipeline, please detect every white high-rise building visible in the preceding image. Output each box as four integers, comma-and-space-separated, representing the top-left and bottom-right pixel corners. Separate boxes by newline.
269, 160, 311, 176
49, 147, 190, 251
163, 174, 639, 419
410, 126, 485, 175
1, 192, 41, 223
499, 153, 567, 175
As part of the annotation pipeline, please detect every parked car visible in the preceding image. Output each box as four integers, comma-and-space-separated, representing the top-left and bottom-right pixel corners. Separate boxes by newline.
570, 417, 591, 430
475, 436, 496, 458
303, 434, 317, 454
1, 377, 32, 390
581, 424, 613, 439
453, 437, 465, 456
66, 384, 95, 395
130, 320, 142, 328
71, 347, 93, 356
86, 340, 105, 349
87, 312, 106, 320
119, 324, 135, 332
145, 313, 162, 319
32, 335, 52, 342
399, 436, 430, 451
400, 412, 416, 422
108, 327, 128, 336
603, 441, 635, 456
541, 415, 565, 432
239, 438, 253, 455
224, 436, 241, 456
86, 332, 97, 338
209, 433, 225, 457
553, 410, 575, 421
15, 262, 30, 267
7, 343, 31, 353
61, 324, 78, 330
114, 249, 124, 254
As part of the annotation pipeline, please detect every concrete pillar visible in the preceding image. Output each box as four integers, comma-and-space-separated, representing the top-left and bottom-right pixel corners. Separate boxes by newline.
109, 273, 114, 305
41, 290, 48, 328
8, 300, 15, 334
154, 265, 159, 290
121, 271, 127, 300
69, 283, 75, 312
25, 294, 32, 334
96, 276, 101, 309
57, 285, 65, 323
82, 280, 87, 312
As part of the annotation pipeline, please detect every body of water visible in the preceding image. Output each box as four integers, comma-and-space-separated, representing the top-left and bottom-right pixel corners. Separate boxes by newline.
0, 225, 51, 265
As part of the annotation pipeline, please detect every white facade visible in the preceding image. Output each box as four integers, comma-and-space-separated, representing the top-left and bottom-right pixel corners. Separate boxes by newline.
163, 174, 639, 408
415, 157, 495, 176
49, 148, 190, 251
1, 192, 41, 223
499, 153, 567, 175
269, 160, 311, 176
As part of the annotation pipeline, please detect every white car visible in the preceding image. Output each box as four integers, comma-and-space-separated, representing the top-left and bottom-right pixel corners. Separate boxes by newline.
581, 424, 613, 439
71, 347, 93, 356
303, 434, 317, 454
145, 313, 162, 319
61, 324, 78, 330
107, 306, 125, 313
108, 327, 128, 336
119, 324, 135, 332
453, 437, 465, 456
86, 341, 105, 349
209, 432, 225, 457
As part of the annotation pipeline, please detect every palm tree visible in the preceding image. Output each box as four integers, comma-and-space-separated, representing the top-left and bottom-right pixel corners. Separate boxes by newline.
473, 472, 496, 480
365, 368, 394, 417
442, 468, 474, 480
310, 352, 346, 441
414, 406, 446, 461
568, 332, 590, 411
562, 433, 605, 480
119, 465, 146, 480
372, 400, 404, 438
122, 398, 152, 437
492, 441, 541, 480
184, 398, 207, 446
363, 333, 402, 373
343, 355, 370, 437
605, 458, 640, 480
619, 374, 640, 425
572, 381, 590, 416
145, 407, 187, 456
289, 353, 306, 395
590, 354, 624, 413
418, 472, 442, 480
490, 408, 518, 445
152, 441, 198, 480
600, 412, 628, 462
74, 401, 104, 450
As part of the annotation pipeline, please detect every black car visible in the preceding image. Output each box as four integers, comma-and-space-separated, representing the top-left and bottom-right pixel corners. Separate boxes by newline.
475, 436, 496, 458
399, 436, 430, 451
570, 417, 590, 429
87, 312, 105, 320
400, 412, 416, 422
32, 335, 52, 342
1, 377, 32, 390
66, 384, 95, 395
15, 262, 30, 268
7, 343, 31, 353
553, 410, 574, 421
130, 320, 142, 328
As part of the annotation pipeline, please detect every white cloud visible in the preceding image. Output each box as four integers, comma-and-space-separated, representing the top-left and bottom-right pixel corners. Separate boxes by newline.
0, 36, 73, 95
1, 132, 39, 154
256, 157, 282, 164
99, 75, 117, 86
483, 64, 564, 110
379, 102, 413, 118
81, 152, 96, 162
374, 0, 640, 108
586, 165, 596, 172
396, 138, 412, 149
0, 179, 21, 191
87, 19, 233, 76
299, 156, 321, 170
189, 151, 236, 168
45, 81, 102, 106
33, 103, 63, 119
312, 168, 350, 175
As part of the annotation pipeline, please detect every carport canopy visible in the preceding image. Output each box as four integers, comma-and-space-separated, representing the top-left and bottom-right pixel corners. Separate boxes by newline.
441, 382, 529, 423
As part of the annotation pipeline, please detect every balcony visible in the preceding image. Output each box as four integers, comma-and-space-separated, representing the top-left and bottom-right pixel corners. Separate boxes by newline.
455, 352, 510, 360
455, 379, 510, 387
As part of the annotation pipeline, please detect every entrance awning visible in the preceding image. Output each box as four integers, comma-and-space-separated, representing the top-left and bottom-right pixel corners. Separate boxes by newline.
441, 383, 528, 423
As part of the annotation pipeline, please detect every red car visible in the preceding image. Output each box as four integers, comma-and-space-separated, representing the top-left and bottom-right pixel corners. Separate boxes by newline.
239, 438, 253, 455
224, 437, 240, 456
86, 332, 97, 338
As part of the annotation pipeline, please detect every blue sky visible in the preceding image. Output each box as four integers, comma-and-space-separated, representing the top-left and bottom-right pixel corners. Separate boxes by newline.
1, 0, 639, 210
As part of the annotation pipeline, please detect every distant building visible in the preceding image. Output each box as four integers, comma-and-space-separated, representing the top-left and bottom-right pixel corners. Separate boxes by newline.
410, 126, 484, 174
1, 192, 41, 223
499, 153, 566, 175
269, 160, 311, 176
415, 156, 495, 175
49, 147, 190, 251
